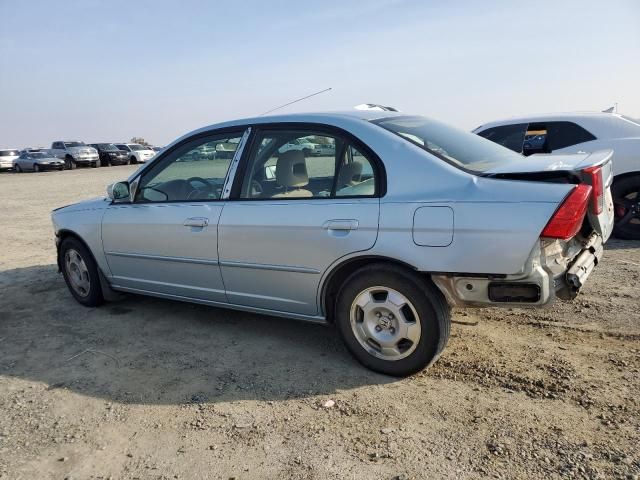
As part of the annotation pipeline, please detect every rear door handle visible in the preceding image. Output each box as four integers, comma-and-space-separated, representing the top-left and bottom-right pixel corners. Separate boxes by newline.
183, 217, 209, 227
323, 219, 359, 231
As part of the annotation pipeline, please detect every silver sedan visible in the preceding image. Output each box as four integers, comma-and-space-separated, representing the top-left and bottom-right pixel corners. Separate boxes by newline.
15, 151, 65, 172
51, 110, 614, 376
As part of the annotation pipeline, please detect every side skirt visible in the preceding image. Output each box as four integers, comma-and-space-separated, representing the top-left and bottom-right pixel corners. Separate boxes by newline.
110, 284, 328, 324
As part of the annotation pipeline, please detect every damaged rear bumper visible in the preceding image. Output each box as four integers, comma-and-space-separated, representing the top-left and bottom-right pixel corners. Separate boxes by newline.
432, 233, 604, 308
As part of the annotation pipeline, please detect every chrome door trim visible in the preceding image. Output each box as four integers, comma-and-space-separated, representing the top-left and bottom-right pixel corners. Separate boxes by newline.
222, 127, 251, 200
219, 259, 320, 274
105, 251, 219, 266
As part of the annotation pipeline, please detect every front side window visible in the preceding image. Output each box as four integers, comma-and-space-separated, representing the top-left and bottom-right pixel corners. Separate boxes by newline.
476, 123, 527, 153
135, 132, 242, 202
375, 116, 522, 174
239, 130, 377, 199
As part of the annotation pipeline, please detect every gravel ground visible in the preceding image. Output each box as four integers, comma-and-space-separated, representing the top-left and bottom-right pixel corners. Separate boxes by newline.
0, 166, 639, 480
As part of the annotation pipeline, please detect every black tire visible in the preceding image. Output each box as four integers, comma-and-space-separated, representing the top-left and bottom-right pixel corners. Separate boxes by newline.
130, 156, 137, 164
60, 237, 104, 307
612, 175, 640, 240
14, 164, 22, 173
335, 263, 450, 377
64, 156, 73, 170
34, 164, 40, 173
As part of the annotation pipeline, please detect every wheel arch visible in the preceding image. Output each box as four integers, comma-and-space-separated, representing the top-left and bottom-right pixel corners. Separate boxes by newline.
56, 229, 96, 272
320, 255, 430, 323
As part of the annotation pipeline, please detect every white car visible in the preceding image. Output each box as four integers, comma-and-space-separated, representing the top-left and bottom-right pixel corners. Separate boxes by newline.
277, 137, 317, 155
474, 112, 640, 239
0, 149, 20, 170
115, 143, 156, 164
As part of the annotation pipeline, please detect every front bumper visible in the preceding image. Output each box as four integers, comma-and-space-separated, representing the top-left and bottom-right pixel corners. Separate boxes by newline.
37, 162, 65, 170
432, 233, 604, 308
74, 155, 99, 164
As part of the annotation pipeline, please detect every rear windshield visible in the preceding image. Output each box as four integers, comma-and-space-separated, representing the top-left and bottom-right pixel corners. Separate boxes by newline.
373, 115, 522, 173
0, 150, 19, 156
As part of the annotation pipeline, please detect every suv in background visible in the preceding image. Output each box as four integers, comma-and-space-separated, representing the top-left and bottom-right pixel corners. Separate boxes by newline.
89, 143, 130, 167
0, 149, 20, 171
474, 112, 640, 240
50, 141, 99, 169
115, 143, 155, 164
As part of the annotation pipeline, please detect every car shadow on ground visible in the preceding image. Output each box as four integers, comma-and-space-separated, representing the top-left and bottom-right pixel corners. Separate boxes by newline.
0, 265, 394, 406
604, 238, 640, 250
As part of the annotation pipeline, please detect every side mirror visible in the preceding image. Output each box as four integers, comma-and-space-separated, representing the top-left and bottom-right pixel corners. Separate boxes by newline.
107, 181, 131, 203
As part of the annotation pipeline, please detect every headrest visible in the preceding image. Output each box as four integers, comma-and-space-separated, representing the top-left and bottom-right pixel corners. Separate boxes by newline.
276, 150, 309, 188
338, 161, 363, 186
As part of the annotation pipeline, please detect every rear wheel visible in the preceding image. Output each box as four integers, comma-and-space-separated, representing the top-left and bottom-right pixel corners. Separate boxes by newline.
612, 176, 640, 240
335, 263, 450, 377
60, 237, 104, 307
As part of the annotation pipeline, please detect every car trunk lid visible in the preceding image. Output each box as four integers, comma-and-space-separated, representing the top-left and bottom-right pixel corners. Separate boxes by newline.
484, 150, 614, 240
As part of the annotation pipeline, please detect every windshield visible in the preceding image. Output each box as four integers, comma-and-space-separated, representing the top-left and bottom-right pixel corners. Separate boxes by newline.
64, 141, 85, 147
373, 115, 522, 173
129, 144, 146, 151
97, 143, 119, 151
0, 150, 19, 156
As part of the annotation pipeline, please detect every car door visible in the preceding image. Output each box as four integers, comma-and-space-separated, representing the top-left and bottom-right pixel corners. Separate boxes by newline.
101, 129, 248, 302
218, 126, 381, 316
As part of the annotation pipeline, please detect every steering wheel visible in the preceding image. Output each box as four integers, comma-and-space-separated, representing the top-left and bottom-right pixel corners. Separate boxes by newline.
250, 180, 263, 197
186, 176, 214, 200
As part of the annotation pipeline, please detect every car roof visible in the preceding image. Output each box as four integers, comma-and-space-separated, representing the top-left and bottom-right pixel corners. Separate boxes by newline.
475, 111, 629, 130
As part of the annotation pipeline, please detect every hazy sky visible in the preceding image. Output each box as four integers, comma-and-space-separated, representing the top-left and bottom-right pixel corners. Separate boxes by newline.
1, 0, 639, 147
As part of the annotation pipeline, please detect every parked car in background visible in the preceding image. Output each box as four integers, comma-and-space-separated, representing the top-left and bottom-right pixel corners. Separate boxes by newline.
0, 149, 20, 170
115, 143, 155, 164
474, 112, 640, 239
277, 137, 317, 155
50, 141, 99, 169
52, 110, 613, 376
14, 151, 64, 172
89, 143, 130, 167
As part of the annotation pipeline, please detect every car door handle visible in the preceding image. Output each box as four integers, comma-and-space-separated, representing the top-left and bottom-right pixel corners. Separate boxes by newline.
183, 217, 209, 227
323, 219, 359, 231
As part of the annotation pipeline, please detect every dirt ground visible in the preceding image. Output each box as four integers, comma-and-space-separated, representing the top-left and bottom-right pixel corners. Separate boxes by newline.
0, 166, 638, 480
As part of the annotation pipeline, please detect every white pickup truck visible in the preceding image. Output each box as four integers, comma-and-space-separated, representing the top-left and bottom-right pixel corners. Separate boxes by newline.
50, 141, 99, 169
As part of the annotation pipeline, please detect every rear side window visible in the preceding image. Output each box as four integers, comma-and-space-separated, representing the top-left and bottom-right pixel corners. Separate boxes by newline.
239, 130, 378, 199
543, 121, 596, 150
477, 124, 527, 153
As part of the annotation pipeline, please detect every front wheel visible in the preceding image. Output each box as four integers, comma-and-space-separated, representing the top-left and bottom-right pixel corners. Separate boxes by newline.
130, 156, 137, 164
60, 237, 104, 307
612, 176, 640, 240
335, 263, 450, 377
34, 164, 40, 173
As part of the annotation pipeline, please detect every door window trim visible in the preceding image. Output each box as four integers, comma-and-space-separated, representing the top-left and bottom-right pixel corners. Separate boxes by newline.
229, 122, 386, 201
126, 127, 248, 205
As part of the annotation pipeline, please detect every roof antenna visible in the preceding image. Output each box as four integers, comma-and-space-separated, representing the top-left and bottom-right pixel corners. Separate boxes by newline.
260, 87, 332, 116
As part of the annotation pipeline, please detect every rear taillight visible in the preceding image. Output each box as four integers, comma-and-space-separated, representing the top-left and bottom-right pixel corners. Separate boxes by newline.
583, 166, 604, 215
541, 184, 592, 240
